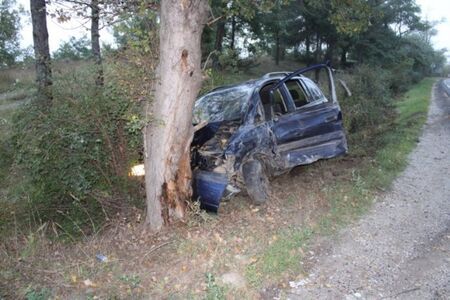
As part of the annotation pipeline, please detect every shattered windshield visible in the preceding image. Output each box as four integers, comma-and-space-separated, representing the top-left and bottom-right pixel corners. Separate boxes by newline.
193, 84, 253, 124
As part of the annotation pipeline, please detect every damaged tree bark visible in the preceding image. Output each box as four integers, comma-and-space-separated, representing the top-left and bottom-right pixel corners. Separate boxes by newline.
144, 0, 209, 231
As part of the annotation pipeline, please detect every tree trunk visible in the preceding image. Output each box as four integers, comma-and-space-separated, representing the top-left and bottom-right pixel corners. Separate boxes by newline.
91, 0, 103, 86
340, 46, 348, 67
230, 15, 236, 50
305, 35, 311, 63
280, 45, 285, 61
143, 0, 209, 231
314, 34, 322, 81
30, 0, 52, 106
212, 19, 225, 70
325, 41, 334, 62
314, 33, 321, 63
275, 30, 280, 66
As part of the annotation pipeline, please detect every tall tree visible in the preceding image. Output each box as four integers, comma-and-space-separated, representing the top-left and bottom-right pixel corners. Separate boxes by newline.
0, 0, 21, 67
30, 0, 52, 106
90, 0, 103, 86
143, 0, 209, 231
49, 0, 108, 86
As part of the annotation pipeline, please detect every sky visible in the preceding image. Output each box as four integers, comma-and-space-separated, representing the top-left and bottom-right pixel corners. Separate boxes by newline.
17, 0, 450, 58
17, 0, 114, 52
416, 0, 450, 55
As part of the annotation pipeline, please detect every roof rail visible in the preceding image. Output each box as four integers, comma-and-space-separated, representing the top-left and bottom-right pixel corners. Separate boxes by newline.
262, 71, 291, 79
270, 63, 330, 92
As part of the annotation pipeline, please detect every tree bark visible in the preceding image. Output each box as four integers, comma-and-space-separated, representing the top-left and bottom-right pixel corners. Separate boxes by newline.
340, 46, 349, 67
230, 15, 236, 50
143, 0, 209, 231
325, 40, 335, 62
305, 34, 311, 63
314, 33, 322, 63
91, 0, 103, 86
30, 0, 52, 106
275, 30, 280, 66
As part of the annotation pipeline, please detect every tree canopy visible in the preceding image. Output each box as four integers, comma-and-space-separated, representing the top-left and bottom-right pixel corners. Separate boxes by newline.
0, 0, 21, 67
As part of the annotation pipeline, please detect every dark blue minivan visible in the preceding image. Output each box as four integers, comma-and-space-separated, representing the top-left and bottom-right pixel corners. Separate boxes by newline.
191, 63, 348, 212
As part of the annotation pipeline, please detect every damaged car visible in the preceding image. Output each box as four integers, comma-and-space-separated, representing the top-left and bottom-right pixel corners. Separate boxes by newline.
191, 63, 348, 212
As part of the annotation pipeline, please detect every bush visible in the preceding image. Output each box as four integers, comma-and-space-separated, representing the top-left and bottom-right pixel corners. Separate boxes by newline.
11, 64, 144, 236
336, 64, 394, 155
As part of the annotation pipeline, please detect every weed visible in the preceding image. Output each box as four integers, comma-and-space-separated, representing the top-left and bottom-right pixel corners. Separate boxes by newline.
186, 200, 217, 227
246, 228, 312, 287
119, 274, 141, 289
204, 272, 226, 300
25, 287, 51, 300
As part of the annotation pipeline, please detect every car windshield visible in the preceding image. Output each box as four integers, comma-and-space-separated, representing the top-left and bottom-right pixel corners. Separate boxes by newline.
193, 84, 253, 123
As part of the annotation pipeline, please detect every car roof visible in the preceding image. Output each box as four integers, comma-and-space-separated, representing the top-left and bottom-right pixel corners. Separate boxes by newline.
208, 72, 304, 94
205, 63, 331, 95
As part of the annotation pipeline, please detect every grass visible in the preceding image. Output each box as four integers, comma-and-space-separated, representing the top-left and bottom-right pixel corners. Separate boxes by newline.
246, 227, 312, 287
0, 107, 14, 188
368, 78, 434, 188
0, 65, 35, 93
243, 77, 435, 287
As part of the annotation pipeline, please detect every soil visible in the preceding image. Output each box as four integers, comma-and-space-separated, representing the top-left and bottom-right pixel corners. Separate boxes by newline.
285, 81, 450, 299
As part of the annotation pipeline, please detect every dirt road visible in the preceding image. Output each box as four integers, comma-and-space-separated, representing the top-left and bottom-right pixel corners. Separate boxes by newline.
286, 81, 450, 300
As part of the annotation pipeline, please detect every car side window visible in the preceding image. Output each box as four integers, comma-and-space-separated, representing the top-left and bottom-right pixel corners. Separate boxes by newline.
272, 89, 287, 115
259, 83, 288, 121
301, 77, 327, 103
285, 80, 308, 108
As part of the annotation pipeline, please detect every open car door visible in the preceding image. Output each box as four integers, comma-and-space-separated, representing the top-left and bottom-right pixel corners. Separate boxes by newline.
269, 63, 348, 169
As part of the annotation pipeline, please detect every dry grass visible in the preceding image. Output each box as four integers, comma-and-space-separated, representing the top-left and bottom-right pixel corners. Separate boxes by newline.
0, 66, 35, 93
0, 155, 362, 299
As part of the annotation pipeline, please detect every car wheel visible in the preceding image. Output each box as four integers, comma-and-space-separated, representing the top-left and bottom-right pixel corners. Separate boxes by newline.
242, 159, 270, 204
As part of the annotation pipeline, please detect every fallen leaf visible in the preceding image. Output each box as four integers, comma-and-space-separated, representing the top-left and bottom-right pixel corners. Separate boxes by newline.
83, 279, 97, 287
71, 275, 77, 283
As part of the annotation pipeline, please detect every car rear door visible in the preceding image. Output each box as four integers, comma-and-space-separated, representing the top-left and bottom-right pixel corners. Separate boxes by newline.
270, 64, 347, 169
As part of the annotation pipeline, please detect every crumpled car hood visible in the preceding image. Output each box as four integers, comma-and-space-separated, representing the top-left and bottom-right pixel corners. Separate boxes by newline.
191, 121, 240, 170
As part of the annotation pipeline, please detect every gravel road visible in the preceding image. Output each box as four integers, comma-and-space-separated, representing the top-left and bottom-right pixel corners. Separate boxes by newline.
286, 81, 450, 300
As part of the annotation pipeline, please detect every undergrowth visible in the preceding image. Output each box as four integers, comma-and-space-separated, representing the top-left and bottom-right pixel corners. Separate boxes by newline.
2, 58, 150, 238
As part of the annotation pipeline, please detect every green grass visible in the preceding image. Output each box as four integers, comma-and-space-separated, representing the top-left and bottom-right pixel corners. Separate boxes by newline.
244, 77, 435, 287
246, 227, 312, 287
0, 107, 14, 187
368, 78, 434, 188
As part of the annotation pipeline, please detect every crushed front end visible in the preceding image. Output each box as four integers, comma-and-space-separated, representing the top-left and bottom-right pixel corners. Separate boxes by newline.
191, 121, 241, 212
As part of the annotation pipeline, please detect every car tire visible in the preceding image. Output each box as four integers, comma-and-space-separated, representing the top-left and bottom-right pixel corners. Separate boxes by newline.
242, 159, 270, 204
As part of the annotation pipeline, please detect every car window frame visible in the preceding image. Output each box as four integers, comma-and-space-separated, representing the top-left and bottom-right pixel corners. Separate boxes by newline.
269, 64, 337, 107
284, 78, 310, 109
281, 77, 329, 111
256, 80, 293, 122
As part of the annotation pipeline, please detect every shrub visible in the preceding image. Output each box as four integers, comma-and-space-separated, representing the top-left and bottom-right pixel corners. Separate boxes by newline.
11, 64, 144, 236
336, 64, 393, 154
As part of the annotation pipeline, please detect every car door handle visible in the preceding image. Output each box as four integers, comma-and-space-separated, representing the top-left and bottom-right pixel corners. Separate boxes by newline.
326, 116, 337, 122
